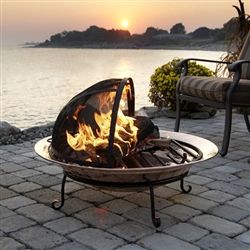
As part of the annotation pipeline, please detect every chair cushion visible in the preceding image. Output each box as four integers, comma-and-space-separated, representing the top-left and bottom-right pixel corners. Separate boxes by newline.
179, 76, 250, 105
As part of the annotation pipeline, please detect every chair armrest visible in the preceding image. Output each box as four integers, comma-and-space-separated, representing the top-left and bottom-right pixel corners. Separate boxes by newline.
179, 58, 230, 67
228, 60, 250, 72
179, 58, 231, 75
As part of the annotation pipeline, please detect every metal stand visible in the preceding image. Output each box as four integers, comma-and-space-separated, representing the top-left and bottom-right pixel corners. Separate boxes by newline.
180, 177, 192, 193
148, 177, 191, 228
51, 172, 192, 228
149, 185, 161, 227
51, 174, 67, 210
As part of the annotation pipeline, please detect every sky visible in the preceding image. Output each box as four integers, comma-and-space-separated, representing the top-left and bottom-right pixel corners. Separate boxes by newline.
1, 0, 249, 45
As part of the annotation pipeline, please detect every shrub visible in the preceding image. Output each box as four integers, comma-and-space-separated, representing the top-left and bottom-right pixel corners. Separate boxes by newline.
148, 58, 214, 110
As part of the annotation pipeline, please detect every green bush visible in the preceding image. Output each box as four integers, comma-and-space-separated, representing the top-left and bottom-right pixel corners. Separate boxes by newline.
148, 58, 214, 110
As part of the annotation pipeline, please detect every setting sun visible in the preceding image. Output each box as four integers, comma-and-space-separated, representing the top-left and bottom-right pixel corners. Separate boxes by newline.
121, 19, 129, 29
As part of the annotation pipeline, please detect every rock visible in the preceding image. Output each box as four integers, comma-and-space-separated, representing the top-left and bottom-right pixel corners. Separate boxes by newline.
0, 121, 55, 145
236, 107, 250, 115
189, 112, 210, 119
135, 108, 148, 117
161, 109, 189, 119
23, 126, 41, 134
198, 106, 217, 117
0, 121, 21, 137
137, 106, 161, 119
137, 106, 215, 120
46, 121, 55, 127
181, 103, 217, 117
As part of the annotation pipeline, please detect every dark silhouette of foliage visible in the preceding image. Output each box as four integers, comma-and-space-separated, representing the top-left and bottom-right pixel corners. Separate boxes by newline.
170, 23, 186, 34
210, 28, 225, 41
192, 27, 211, 39
38, 19, 230, 49
144, 27, 168, 37
43, 26, 131, 47
216, 0, 250, 76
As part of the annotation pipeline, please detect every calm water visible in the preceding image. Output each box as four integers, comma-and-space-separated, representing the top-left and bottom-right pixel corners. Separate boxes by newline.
2, 46, 225, 129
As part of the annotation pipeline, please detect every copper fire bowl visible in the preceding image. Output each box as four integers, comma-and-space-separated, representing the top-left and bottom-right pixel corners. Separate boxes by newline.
34, 131, 218, 188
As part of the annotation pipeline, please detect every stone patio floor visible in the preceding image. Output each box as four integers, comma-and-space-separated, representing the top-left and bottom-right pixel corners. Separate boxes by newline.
0, 110, 250, 250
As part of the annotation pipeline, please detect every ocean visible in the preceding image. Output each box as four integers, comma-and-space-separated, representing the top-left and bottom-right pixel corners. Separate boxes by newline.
2, 46, 225, 129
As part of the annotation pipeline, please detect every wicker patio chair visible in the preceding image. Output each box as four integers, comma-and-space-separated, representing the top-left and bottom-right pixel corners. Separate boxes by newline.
175, 31, 250, 156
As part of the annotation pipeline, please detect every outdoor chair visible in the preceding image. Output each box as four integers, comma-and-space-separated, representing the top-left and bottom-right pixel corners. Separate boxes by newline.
175, 31, 250, 156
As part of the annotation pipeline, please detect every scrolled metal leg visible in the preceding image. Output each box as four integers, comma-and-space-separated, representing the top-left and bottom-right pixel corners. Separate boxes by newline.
220, 101, 232, 156
180, 177, 192, 193
174, 91, 181, 132
149, 185, 161, 228
52, 174, 67, 210
243, 107, 250, 132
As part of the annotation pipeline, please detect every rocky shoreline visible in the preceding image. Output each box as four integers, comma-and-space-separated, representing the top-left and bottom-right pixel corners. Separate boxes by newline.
0, 106, 217, 146
34, 43, 226, 52
0, 121, 54, 145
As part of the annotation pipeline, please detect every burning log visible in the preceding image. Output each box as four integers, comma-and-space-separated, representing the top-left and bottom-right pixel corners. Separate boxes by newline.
85, 116, 160, 167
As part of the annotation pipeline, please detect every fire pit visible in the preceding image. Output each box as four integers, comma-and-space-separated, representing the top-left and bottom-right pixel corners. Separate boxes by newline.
34, 78, 218, 227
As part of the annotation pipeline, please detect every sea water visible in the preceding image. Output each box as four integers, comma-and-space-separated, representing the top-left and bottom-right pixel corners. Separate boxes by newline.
1, 46, 225, 129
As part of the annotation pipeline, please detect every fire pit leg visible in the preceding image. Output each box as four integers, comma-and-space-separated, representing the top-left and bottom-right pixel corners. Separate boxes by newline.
149, 185, 161, 228
52, 174, 67, 210
180, 177, 192, 193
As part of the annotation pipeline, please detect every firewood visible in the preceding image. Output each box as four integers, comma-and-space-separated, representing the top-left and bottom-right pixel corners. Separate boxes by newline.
134, 116, 159, 142
147, 138, 171, 149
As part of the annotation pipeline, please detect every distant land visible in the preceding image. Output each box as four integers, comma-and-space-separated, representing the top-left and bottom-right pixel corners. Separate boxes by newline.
36, 20, 236, 50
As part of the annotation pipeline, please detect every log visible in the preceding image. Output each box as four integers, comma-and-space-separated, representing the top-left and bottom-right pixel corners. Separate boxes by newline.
134, 116, 159, 142
147, 138, 171, 149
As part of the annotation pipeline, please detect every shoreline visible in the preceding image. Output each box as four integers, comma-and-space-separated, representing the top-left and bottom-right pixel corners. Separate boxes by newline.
32, 44, 226, 52
0, 105, 217, 146
0, 122, 55, 145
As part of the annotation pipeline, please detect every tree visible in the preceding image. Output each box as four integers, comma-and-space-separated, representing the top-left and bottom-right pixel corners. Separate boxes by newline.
192, 27, 211, 39
144, 27, 160, 37
50, 33, 62, 43
223, 18, 239, 39
216, 0, 250, 76
170, 23, 186, 34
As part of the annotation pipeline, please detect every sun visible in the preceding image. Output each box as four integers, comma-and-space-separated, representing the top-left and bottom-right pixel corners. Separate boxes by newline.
121, 19, 129, 29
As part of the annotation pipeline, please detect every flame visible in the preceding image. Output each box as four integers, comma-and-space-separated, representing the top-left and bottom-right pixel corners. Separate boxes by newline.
66, 84, 138, 163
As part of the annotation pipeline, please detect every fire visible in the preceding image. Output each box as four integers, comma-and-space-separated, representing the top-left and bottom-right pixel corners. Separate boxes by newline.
66, 84, 138, 164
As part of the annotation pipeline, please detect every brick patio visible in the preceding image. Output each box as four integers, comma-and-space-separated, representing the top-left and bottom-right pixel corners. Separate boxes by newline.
0, 110, 250, 250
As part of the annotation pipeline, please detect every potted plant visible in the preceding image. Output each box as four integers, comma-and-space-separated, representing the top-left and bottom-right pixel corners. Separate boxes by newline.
148, 58, 215, 118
